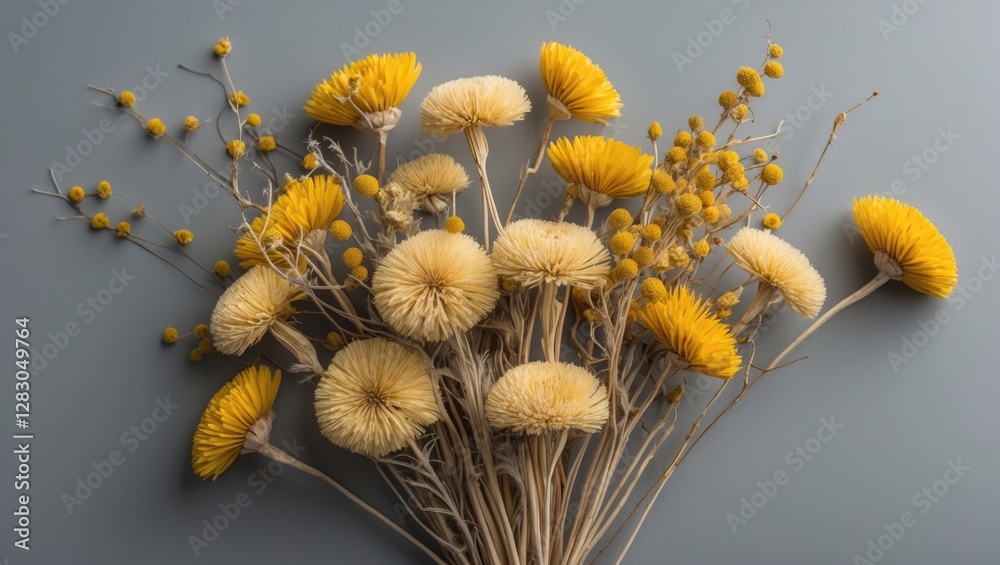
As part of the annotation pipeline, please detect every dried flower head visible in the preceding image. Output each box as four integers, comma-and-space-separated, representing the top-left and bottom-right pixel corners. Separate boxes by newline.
373, 230, 499, 342
485, 362, 609, 435
727, 227, 827, 318
640, 285, 742, 379
209, 266, 303, 355
547, 136, 653, 204
853, 196, 957, 298
389, 153, 470, 213
305, 53, 421, 132
419, 75, 531, 138
491, 219, 611, 289
192, 365, 281, 480
540, 41, 622, 124
315, 338, 439, 458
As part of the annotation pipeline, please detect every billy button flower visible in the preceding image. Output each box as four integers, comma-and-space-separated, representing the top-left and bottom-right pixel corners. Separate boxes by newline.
90, 213, 110, 230
736, 66, 765, 97
115, 222, 131, 238
174, 229, 194, 246
96, 180, 112, 199
162, 327, 179, 344
760, 163, 783, 185
762, 213, 782, 230
353, 174, 380, 198
608, 208, 633, 230
257, 136, 277, 153
444, 215, 465, 234
184, 116, 200, 131
226, 139, 246, 159
118, 90, 136, 107
146, 118, 166, 137
68, 186, 85, 203
764, 61, 784, 79
213, 37, 232, 57
718, 90, 738, 108
246, 113, 262, 127
229, 90, 250, 109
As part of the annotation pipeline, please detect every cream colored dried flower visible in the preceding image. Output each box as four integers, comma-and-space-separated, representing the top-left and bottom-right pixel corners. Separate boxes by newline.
419, 75, 532, 138
485, 362, 609, 435
389, 153, 471, 213
209, 266, 303, 355
727, 227, 827, 318
315, 338, 440, 458
491, 219, 611, 288
373, 230, 500, 342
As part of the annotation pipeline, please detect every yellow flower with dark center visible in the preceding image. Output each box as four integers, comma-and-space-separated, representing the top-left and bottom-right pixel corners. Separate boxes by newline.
852, 196, 957, 298
192, 366, 281, 480
485, 361, 609, 435
305, 53, 421, 129
547, 136, 653, 201
540, 41, 622, 124
640, 285, 742, 379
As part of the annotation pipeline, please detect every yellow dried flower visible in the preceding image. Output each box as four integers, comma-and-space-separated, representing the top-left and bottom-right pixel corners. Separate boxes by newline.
641, 277, 668, 303
643, 224, 662, 241
246, 113, 261, 127
198, 338, 214, 354
698, 190, 716, 207
668, 245, 690, 267
192, 366, 281, 480
763, 213, 782, 230
723, 162, 746, 184
676, 193, 703, 216
731, 104, 749, 121
229, 90, 250, 109
716, 151, 740, 170
389, 153, 470, 210
315, 338, 439, 458
853, 196, 958, 298
692, 239, 710, 259
647, 121, 662, 141
651, 170, 676, 194
351, 266, 369, 281
324, 332, 345, 349
226, 139, 246, 158
761, 163, 783, 185
718, 90, 738, 107
673, 131, 692, 148
184, 116, 200, 131
115, 221, 131, 238
146, 118, 165, 137
174, 229, 194, 246
752, 148, 769, 163
492, 219, 611, 288
717, 291, 740, 309
193, 324, 210, 340
540, 41, 623, 124
717, 203, 732, 221
353, 174, 379, 197
688, 116, 704, 131
302, 153, 318, 170
420, 75, 531, 138
731, 177, 749, 191
695, 168, 716, 191
702, 206, 720, 224
609, 231, 636, 256
444, 215, 465, 234
68, 186, 85, 203
548, 135, 653, 200
214, 260, 231, 278
612, 258, 639, 281
118, 90, 136, 107
769, 44, 784, 58
486, 362, 609, 435
764, 61, 784, 79
213, 37, 232, 57
210, 266, 303, 355
665, 146, 687, 165
632, 246, 655, 269
257, 135, 277, 153
330, 220, 352, 241
696, 130, 715, 149
90, 213, 109, 230
608, 208, 633, 230
736, 66, 765, 97
342, 247, 363, 269
162, 327, 179, 344
189, 349, 203, 362
727, 227, 827, 318
307, 53, 422, 129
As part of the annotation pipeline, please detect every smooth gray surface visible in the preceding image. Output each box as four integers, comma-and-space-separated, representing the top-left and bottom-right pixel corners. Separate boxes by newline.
2, 0, 998, 563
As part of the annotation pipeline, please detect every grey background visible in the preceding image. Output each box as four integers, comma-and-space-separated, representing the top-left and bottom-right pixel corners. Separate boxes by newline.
2, 0, 998, 563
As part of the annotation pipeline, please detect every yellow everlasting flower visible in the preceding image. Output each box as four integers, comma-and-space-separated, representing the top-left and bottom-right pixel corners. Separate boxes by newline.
486, 362, 609, 434
118, 91, 136, 107
540, 41, 623, 124
640, 285, 742, 378
246, 113, 261, 127
192, 366, 281, 480
548, 136, 653, 205
146, 118, 165, 137
305, 53, 421, 131
68, 186, 85, 203
853, 196, 958, 298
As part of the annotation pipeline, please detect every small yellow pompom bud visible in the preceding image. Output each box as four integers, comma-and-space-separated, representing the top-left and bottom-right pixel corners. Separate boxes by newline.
769, 44, 784, 58
764, 61, 784, 79
752, 148, 769, 163
163, 327, 179, 344
713, 236, 724, 246
641, 277, 668, 303
718, 90, 738, 108
189, 349, 204, 362
631, 246, 655, 269
731, 177, 749, 191
647, 121, 662, 141
717, 203, 732, 221
213, 260, 231, 278
146, 118, 165, 137
692, 239, 710, 259
698, 190, 715, 207
351, 265, 369, 281
667, 384, 685, 403
330, 220, 352, 241
668, 245, 690, 267
718, 291, 740, 309
701, 206, 720, 224
213, 37, 232, 57
696, 131, 715, 149
642, 224, 662, 242
723, 162, 746, 184
68, 186, 85, 203
257, 135, 277, 152
760, 163, 783, 185
90, 213, 109, 230
131, 204, 146, 217
302, 153, 318, 170
731, 104, 749, 122
609, 231, 636, 256
608, 208, 633, 230
226, 139, 246, 158
612, 258, 639, 281
688, 116, 704, 131
650, 171, 676, 194
717, 307, 733, 319
695, 168, 716, 190
229, 90, 250, 109
762, 213, 782, 230
673, 131, 692, 149
353, 174, 379, 197
259, 229, 282, 248
184, 116, 200, 131
174, 229, 194, 246
716, 151, 740, 170
444, 216, 465, 234
736, 66, 765, 97
118, 90, 136, 107
246, 113, 261, 127
96, 180, 112, 199
626, 300, 641, 324
665, 146, 687, 165
342, 247, 363, 269
325, 332, 345, 349
676, 193, 703, 216
115, 221, 131, 238
194, 324, 210, 339
198, 338, 214, 354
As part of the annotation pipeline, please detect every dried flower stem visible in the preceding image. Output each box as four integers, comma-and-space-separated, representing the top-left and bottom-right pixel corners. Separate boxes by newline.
506, 116, 556, 225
